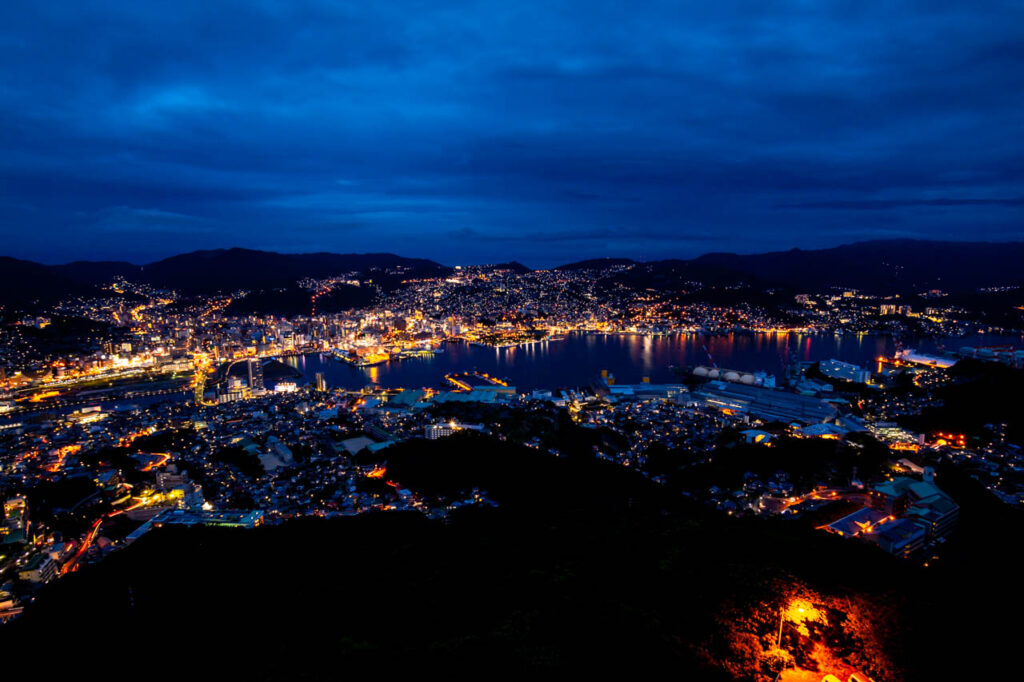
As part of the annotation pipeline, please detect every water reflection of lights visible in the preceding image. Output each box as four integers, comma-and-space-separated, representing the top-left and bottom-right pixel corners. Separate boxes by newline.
641, 334, 654, 370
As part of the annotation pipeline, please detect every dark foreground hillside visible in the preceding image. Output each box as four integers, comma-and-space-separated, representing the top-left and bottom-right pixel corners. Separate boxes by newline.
2, 436, 1018, 680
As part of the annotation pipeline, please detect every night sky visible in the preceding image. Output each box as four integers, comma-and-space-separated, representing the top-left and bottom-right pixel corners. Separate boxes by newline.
2, 2, 1022, 267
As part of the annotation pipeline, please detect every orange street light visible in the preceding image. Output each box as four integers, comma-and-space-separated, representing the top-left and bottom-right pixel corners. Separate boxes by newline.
776, 605, 795, 648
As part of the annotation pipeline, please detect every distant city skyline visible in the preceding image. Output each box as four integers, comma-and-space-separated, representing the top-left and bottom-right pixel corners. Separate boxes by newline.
2, 2, 1022, 266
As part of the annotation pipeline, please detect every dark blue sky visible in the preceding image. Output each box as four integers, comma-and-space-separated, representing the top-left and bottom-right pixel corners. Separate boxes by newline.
2, 1, 1022, 267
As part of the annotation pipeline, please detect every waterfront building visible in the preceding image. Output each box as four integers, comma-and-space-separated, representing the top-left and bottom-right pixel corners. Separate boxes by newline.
692, 366, 775, 388
819, 358, 871, 384
958, 345, 1024, 367
606, 384, 689, 401
894, 349, 956, 369
694, 381, 838, 424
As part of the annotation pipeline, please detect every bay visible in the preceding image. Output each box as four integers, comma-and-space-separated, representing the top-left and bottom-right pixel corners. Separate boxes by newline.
278, 331, 1024, 392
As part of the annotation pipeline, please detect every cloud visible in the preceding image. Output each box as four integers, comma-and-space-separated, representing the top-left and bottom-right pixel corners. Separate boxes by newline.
1, 1, 1023, 265
778, 197, 1024, 210
449, 226, 717, 243
94, 206, 215, 233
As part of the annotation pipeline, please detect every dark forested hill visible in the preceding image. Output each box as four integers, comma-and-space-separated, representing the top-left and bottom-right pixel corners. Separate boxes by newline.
478, 261, 532, 274
4, 433, 1016, 679
49, 260, 140, 285
223, 283, 376, 316
137, 249, 451, 293
590, 240, 1024, 294
554, 257, 636, 270
689, 240, 1024, 293
0, 257, 93, 309
0, 249, 451, 309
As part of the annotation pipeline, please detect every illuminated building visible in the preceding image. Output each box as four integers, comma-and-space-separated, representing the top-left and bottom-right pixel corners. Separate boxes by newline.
386, 389, 426, 408
693, 366, 775, 388
606, 383, 689, 401
694, 381, 838, 424
879, 303, 911, 316
819, 358, 871, 384
18, 553, 58, 583
873, 468, 959, 543
126, 508, 264, 544
220, 376, 247, 403
426, 421, 485, 439
0, 590, 21, 623
247, 358, 264, 393
874, 518, 927, 556
426, 423, 455, 440
894, 349, 956, 369
2, 497, 29, 543
958, 345, 1024, 367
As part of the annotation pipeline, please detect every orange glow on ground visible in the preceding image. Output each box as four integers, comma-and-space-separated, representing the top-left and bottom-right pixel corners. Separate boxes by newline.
782, 598, 825, 637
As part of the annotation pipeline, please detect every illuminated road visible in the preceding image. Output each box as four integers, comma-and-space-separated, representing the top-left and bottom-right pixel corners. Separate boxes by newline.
61, 517, 103, 576
139, 452, 171, 472
778, 488, 871, 511
6, 386, 191, 419
61, 481, 172, 576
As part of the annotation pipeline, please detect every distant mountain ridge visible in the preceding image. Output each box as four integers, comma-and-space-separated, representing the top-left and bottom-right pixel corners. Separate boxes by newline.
0, 248, 452, 308
706, 239, 1024, 292
596, 240, 1024, 294
3, 240, 1023, 311
0, 256, 95, 308
50, 260, 141, 285
134, 248, 451, 293
553, 257, 636, 271
477, 261, 532, 274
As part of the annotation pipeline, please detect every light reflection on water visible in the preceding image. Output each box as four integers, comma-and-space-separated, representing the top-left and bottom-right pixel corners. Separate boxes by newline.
275, 331, 1021, 392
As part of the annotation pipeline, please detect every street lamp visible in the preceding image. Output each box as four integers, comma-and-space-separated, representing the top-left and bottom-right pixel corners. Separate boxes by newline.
770, 601, 807, 682
777, 601, 808, 647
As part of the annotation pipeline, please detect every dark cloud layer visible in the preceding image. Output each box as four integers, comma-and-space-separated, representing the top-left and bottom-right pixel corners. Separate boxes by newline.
2, 1, 1022, 266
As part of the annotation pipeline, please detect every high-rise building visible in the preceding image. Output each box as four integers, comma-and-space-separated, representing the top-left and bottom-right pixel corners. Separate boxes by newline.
314, 372, 327, 392
247, 358, 264, 393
